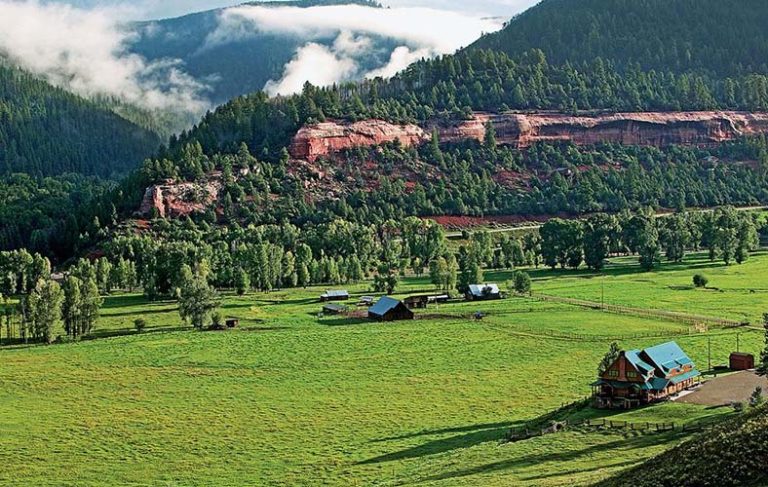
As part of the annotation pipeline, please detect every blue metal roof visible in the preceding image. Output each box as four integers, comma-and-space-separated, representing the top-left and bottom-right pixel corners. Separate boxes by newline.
369, 297, 402, 316
625, 350, 655, 375
642, 341, 696, 375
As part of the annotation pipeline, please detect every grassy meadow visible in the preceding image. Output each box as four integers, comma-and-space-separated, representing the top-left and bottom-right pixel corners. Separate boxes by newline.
0, 251, 766, 486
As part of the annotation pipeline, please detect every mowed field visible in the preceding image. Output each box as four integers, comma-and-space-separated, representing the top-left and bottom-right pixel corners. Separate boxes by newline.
0, 252, 766, 486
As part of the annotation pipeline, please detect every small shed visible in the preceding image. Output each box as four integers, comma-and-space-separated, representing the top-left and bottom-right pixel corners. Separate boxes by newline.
321, 290, 350, 302
322, 303, 348, 315
730, 352, 755, 371
358, 296, 375, 307
405, 294, 450, 309
368, 297, 414, 322
466, 284, 501, 301
404, 295, 430, 309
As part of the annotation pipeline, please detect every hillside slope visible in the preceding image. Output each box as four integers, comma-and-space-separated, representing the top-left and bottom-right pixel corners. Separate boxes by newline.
596, 405, 768, 487
472, 0, 768, 76
129, 0, 394, 104
0, 66, 161, 177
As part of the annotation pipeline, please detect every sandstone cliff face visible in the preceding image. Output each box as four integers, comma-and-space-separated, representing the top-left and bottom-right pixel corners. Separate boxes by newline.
288, 112, 768, 161
289, 119, 429, 162
139, 179, 222, 218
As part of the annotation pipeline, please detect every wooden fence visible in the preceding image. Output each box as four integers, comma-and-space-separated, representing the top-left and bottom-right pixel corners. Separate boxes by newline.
483, 322, 692, 342
532, 293, 749, 328
507, 417, 703, 442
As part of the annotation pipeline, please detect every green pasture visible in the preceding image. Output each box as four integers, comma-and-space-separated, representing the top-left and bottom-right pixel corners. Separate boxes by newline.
0, 254, 766, 486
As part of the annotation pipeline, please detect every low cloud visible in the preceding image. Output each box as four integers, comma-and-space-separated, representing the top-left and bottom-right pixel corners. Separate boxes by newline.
208, 4, 504, 96
0, 0, 209, 116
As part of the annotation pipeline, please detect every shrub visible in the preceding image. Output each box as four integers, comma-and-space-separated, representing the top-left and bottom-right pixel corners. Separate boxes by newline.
693, 274, 709, 288
750, 387, 764, 408
134, 318, 147, 333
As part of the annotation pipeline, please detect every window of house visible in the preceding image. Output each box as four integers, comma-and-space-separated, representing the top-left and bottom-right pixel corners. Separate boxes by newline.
626, 371, 638, 378
608, 370, 619, 377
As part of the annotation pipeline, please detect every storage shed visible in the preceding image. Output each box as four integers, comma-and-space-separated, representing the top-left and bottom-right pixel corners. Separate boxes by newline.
730, 352, 755, 371
322, 303, 348, 315
320, 290, 350, 302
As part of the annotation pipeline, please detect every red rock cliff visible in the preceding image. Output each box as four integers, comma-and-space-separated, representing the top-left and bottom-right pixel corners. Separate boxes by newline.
289, 112, 768, 161
290, 119, 429, 162
139, 179, 222, 218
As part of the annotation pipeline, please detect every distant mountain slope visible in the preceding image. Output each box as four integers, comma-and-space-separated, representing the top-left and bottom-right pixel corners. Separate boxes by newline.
0, 66, 162, 177
472, 0, 768, 76
129, 0, 390, 104
596, 405, 768, 487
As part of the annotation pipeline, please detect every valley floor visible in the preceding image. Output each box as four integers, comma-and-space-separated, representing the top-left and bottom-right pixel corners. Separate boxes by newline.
0, 252, 766, 486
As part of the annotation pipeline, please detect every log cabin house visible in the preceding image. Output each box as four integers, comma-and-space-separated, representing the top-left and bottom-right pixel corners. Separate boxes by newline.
593, 341, 701, 409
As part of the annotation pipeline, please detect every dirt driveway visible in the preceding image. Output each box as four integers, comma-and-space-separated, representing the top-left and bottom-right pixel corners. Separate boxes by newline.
677, 371, 768, 406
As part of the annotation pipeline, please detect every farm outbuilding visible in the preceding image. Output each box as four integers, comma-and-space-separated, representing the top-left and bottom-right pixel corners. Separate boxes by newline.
466, 284, 501, 301
593, 341, 701, 409
368, 297, 414, 322
405, 294, 450, 309
320, 290, 349, 302
322, 304, 348, 315
730, 352, 755, 371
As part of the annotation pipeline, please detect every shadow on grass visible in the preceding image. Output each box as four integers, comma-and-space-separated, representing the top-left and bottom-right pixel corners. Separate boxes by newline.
372, 421, 525, 443
520, 459, 641, 482
358, 422, 518, 465
318, 317, 371, 327
420, 431, 688, 482
102, 308, 178, 318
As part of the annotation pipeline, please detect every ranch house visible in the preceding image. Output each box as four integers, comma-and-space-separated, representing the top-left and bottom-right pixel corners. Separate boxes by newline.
592, 341, 701, 409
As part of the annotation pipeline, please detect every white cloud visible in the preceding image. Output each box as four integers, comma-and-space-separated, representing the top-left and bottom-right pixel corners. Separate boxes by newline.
365, 46, 432, 79
209, 4, 505, 96
0, 0, 209, 115
264, 42, 357, 96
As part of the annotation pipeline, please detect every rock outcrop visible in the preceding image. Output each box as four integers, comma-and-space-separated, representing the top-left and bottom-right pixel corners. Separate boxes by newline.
139, 179, 222, 218
289, 119, 429, 162
288, 112, 768, 161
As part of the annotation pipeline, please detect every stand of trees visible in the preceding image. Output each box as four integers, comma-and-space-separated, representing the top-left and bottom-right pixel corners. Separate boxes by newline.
540, 207, 761, 271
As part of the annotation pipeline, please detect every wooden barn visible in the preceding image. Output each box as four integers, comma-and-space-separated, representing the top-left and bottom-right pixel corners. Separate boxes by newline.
368, 297, 414, 322
320, 290, 349, 302
466, 284, 501, 301
593, 341, 701, 409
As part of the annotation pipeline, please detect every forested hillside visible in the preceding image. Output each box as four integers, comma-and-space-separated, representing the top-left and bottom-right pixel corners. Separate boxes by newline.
0, 173, 115, 256
472, 0, 768, 77
0, 66, 162, 177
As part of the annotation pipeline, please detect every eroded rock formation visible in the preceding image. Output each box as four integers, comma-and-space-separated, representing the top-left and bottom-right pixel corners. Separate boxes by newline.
289, 119, 429, 162
288, 112, 768, 161
139, 179, 222, 218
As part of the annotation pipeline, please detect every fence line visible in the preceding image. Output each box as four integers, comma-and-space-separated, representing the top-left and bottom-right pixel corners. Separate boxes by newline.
483, 321, 692, 342
507, 416, 703, 442
532, 293, 749, 328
